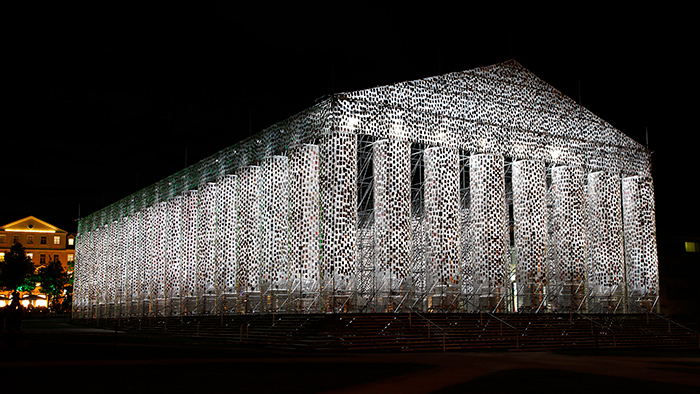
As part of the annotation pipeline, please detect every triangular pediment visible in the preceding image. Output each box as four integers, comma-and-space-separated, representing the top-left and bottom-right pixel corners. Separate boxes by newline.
334, 59, 649, 175
1, 216, 66, 234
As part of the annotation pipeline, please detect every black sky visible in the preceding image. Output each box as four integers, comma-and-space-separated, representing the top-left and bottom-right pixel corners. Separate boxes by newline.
3, 5, 696, 238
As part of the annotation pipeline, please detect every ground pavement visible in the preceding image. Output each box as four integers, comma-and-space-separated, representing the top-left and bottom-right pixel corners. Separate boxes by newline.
1, 318, 698, 393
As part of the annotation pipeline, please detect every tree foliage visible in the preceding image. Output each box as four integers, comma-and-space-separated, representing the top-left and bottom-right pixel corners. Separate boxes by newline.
36, 258, 69, 307
0, 242, 35, 291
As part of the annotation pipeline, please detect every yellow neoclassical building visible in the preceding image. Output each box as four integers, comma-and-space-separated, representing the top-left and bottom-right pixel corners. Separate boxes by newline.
0, 216, 75, 308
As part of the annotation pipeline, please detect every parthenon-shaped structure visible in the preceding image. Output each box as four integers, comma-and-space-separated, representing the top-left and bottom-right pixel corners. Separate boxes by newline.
74, 59, 658, 318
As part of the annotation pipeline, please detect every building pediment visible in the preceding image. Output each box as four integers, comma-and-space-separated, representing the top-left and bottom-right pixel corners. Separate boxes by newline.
1, 216, 66, 234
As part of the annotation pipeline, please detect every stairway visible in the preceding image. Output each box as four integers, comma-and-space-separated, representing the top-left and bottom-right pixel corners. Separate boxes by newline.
73, 313, 699, 352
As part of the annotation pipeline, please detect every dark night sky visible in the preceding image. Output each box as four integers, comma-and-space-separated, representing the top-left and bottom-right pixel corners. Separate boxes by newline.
3, 5, 697, 238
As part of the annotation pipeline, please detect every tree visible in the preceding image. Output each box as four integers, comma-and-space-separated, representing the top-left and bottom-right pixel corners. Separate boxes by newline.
35, 258, 69, 309
0, 242, 35, 291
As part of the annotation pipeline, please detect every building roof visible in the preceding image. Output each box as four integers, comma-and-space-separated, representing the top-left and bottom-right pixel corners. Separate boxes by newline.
1, 216, 68, 234
78, 60, 652, 230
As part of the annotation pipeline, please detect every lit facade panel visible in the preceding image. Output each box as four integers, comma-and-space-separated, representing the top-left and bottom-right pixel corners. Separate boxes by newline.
373, 139, 412, 296
512, 159, 547, 311
424, 146, 461, 306
622, 176, 658, 303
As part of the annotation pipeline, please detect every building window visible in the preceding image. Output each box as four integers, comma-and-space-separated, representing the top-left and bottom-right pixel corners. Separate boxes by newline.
27, 235, 34, 244
68, 238, 74, 246
685, 241, 698, 253
40, 254, 46, 264
0, 252, 4, 261
67, 254, 74, 262
0, 234, 5, 243
13, 235, 19, 244
54, 236, 61, 245
53, 254, 59, 263
27, 253, 33, 260
40, 236, 47, 244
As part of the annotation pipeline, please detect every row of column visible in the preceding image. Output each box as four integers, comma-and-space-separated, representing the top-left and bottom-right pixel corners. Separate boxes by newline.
74, 134, 658, 317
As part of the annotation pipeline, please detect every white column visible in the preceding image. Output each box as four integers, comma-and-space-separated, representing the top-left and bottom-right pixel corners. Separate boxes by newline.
550, 165, 586, 311
289, 144, 320, 312
151, 201, 168, 314
261, 156, 290, 311
180, 190, 198, 313
320, 132, 357, 310
470, 153, 508, 310
622, 175, 658, 311
196, 182, 217, 313
237, 166, 262, 299
424, 146, 461, 308
373, 139, 412, 297
216, 175, 237, 312
512, 159, 547, 312
586, 171, 625, 310
165, 195, 182, 315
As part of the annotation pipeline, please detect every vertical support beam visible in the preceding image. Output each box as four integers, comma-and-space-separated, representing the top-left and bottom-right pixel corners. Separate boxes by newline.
216, 175, 237, 314
424, 146, 461, 311
289, 144, 320, 313
320, 132, 357, 312
373, 139, 412, 311
512, 159, 547, 312
622, 175, 658, 312
470, 153, 508, 312
237, 166, 262, 313
550, 165, 586, 312
586, 171, 625, 312
261, 156, 290, 313
196, 182, 217, 314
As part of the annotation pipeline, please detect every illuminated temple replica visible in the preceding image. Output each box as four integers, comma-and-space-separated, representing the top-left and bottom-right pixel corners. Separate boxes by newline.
73, 60, 658, 318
